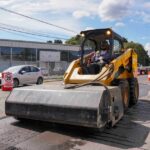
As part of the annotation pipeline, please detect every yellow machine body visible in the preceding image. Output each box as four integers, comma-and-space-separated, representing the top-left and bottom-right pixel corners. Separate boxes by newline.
64, 48, 138, 85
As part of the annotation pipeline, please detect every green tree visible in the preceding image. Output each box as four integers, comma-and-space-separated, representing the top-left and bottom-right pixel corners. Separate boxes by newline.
124, 41, 150, 66
65, 35, 83, 45
47, 40, 53, 43
54, 40, 63, 44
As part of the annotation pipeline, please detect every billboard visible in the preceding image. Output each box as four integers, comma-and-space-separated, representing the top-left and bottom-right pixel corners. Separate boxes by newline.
40, 51, 60, 62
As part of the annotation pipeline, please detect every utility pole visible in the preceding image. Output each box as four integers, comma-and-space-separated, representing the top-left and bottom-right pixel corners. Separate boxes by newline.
10, 48, 12, 66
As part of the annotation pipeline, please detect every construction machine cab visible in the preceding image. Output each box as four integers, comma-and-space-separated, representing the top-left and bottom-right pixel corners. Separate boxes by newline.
80, 28, 127, 67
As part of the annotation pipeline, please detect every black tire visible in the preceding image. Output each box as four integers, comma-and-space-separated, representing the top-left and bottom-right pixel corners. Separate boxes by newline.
14, 117, 25, 121
128, 78, 139, 106
14, 117, 30, 123
13, 78, 19, 88
119, 80, 130, 112
36, 77, 43, 85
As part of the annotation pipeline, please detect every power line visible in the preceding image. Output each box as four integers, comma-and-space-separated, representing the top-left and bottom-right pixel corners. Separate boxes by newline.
0, 22, 69, 39
0, 28, 47, 41
0, 7, 78, 34
0, 26, 69, 40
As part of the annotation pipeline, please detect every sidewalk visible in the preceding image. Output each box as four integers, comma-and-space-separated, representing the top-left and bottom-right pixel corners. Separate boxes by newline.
43, 75, 63, 82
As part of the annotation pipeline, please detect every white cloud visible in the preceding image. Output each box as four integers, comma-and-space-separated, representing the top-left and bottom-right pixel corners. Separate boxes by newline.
73, 10, 90, 19
0, 0, 18, 6
143, 2, 150, 9
145, 43, 150, 56
98, 0, 134, 21
85, 27, 94, 31
0, 0, 89, 37
0, 0, 99, 37
133, 10, 150, 23
2, 0, 98, 16
0, 0, 149, 43
115, 22, 125, 27
142, 12, 150, 23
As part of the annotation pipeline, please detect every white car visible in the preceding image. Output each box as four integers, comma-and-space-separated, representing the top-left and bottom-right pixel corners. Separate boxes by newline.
0, 65, 43, 87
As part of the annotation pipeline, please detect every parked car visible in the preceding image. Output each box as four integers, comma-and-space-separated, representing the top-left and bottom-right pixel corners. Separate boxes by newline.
0, 65, 43, 87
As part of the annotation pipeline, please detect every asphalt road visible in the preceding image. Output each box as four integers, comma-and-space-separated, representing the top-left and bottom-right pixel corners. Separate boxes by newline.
0, 76, 150, 150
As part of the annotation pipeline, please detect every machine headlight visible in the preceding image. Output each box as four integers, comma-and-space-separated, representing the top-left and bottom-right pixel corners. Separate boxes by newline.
106, 30, 111, 35
80, 33, 85, 37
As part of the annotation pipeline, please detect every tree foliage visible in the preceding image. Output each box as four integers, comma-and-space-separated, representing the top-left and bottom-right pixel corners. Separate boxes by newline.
65, 35, 83, 45
54, 40, 63, 44
47, 40, 53, 43
124, 41, 150, 66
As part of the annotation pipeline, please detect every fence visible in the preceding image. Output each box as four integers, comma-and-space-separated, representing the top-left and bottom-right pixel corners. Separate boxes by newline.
0, 57, 70, 76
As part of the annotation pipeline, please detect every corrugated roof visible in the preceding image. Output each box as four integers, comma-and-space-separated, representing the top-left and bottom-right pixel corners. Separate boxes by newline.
0, 39, 80, 51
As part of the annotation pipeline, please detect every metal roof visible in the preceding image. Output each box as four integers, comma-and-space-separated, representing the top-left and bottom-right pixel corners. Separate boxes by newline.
0, 39, 80, 51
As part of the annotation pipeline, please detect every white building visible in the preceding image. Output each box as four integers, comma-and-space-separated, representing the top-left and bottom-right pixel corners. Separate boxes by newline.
0, 39, 80, 75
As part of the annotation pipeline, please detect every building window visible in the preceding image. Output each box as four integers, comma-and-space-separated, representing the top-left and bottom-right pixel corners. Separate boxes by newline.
69, 51, 79, 61
24, 48, 36, 61
0, 47, 11, 59
12, 48, 36, 61
61, 51, 68, 61
12, 47, 25, 61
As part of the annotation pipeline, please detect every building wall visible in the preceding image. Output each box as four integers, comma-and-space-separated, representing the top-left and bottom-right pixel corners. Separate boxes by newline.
0, 58, 10, 72
0, 40, 80, 75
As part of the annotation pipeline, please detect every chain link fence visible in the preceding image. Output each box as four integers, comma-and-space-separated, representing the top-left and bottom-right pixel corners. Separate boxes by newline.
0, 58, 70, 76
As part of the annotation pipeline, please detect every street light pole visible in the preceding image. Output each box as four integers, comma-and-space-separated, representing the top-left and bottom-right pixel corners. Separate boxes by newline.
10, 47, 12, 67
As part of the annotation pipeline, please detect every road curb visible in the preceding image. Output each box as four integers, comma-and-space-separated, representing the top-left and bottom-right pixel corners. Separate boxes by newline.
44, 79, 63, 83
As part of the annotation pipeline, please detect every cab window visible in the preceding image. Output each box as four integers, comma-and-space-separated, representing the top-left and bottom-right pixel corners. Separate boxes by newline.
113, 40, 122, 54
83, 39, 96, 55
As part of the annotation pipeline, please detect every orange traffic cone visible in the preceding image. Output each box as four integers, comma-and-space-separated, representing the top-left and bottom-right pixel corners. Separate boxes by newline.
148, 71, 150, 81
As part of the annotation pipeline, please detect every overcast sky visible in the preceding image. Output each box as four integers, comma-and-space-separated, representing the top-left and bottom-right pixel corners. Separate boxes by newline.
0, 0, 150, 55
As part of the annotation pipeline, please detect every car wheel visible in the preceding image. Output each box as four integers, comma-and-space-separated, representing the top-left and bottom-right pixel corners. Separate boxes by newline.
36, 77, 43, 85
13, 78, 19, 88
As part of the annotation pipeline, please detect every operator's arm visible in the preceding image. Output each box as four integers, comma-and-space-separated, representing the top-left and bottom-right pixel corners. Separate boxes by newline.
99, 52, 112, 64
91, 52, 100, 63
103, 53, 111, 62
